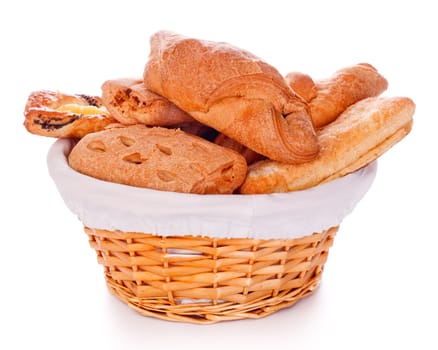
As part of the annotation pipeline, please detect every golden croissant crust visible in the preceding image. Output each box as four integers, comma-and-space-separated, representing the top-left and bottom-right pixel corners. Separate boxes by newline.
143, 30, 319, 164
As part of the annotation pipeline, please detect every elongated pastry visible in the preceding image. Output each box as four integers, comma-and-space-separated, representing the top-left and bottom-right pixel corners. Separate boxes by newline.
215, 65, 384, 165
285, 63, 388, 128
143, 30, 319, 164
24, 90, 117, 138
68, 124, 247, 194
284, 72, 318, 103
101, 78, 195, 126
239, 96, 415, 194
225, 64, 386, 162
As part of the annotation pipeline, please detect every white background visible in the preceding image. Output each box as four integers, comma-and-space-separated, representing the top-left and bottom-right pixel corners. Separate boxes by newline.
1, 1, 437, 349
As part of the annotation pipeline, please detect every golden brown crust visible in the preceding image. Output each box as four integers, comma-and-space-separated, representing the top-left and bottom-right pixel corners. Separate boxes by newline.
101, 78, 194, 126
68, 124, 248, 194
285, 72, 318, 102
239, 97, 415, 194
24, 90, 117, 138
303, 63, 388, 128
143, 30, 319, 164
323, 120, 412, 183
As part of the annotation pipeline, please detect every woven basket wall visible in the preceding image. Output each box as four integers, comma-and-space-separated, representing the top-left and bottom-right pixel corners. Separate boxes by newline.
85, 226, 338, 324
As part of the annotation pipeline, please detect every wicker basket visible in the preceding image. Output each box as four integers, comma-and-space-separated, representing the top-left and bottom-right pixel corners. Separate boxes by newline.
48, 139, 377, 323
85, 226, 337, 324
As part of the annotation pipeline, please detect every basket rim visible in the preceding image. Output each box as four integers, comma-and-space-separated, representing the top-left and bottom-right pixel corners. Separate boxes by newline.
47, 138, 377, 239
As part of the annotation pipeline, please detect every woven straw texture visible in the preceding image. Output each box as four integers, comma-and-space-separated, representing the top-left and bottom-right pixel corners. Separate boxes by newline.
85, 226, 338, 324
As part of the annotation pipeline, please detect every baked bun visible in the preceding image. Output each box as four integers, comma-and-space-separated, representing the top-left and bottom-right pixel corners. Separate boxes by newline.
68, 124, 248, 194
101, 78, 194, 126
143, 30, 319, 164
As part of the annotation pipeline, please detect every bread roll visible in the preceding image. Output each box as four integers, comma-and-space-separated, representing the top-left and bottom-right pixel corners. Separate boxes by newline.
68, 124, 247, 194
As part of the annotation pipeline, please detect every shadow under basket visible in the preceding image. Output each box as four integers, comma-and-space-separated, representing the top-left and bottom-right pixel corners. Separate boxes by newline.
84, 226, 338, 324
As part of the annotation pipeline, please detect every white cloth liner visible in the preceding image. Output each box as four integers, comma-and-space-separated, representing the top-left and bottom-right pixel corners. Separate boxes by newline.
47, 138, 377, 239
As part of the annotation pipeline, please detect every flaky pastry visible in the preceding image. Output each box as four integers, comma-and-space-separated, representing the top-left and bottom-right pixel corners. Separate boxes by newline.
24, 90, 117, 138
143, 31, 319, 164
284, 72, 318, 103
286, 63, 388, 128
239, 96, 415, 194
101, 78, 194, 126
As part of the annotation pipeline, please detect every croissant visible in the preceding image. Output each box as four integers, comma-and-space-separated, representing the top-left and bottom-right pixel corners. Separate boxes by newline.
284, 72, 318, 103
286, 63, 388, 128
143, 31, 319, 164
